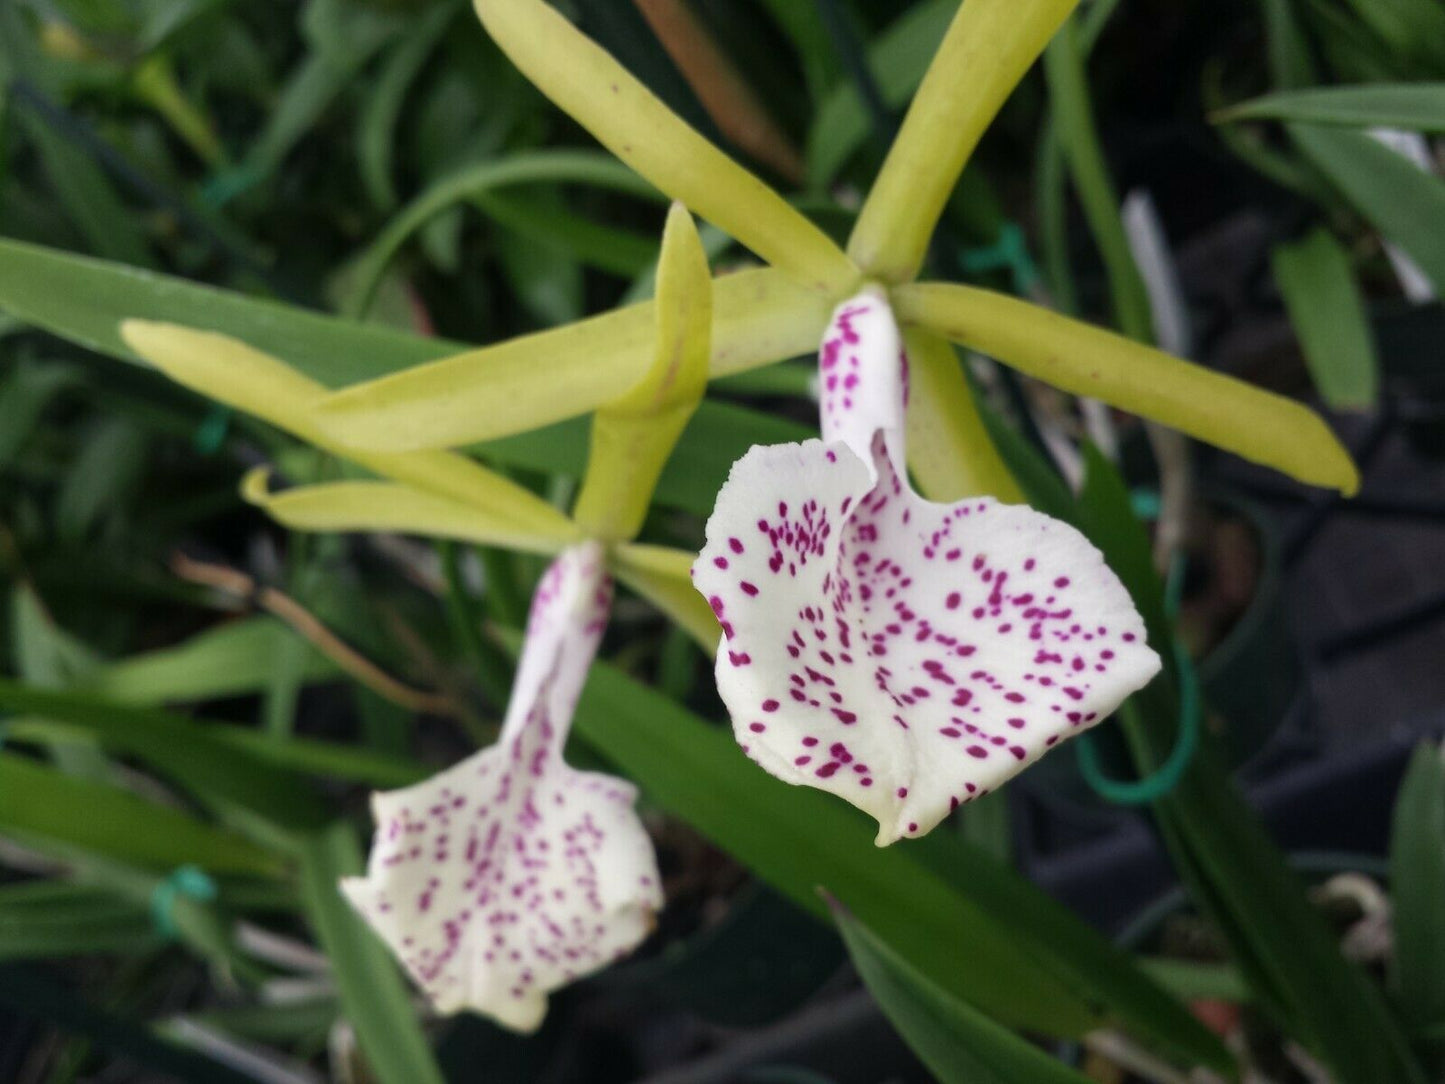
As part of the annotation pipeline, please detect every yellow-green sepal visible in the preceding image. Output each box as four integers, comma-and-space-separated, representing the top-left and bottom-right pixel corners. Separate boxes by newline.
313, 268, 833, 452
895, 282, 1360, 494
611, 543, 718, 653
848, 0, 1079, 283
118, 320, 573, 533
903, 327, 1024, 504
472, 0, 856, 294
573, 203, 711, 542
241, 469, 579, 557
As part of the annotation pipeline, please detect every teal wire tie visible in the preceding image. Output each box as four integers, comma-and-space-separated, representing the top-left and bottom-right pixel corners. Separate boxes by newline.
193, 404, 232, 454
200, 163, 261, 210
1075, 635, 1200, 805
150, 865, 217, 939
1075, 549, 1198, 804
959, 222, 1042, 296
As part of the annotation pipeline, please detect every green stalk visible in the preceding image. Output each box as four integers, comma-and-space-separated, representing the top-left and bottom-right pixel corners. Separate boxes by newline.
1042, 15, 1153, 343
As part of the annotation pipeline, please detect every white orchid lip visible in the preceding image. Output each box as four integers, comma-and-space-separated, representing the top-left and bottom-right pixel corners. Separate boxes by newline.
693, 289, 1161, 845
343, 542, 663, 1032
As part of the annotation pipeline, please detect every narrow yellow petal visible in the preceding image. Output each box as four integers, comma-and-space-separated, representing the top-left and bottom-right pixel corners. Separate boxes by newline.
903, 328, 1023, 504
895, 282, 1360, 494
574, 203, 712, 541
314, 268, 833, 452
119, 320, 577, 536
473, 0, 856, 293
242, 469, 578, 557
612, 543, 718, 652
848, 0, 1078, 283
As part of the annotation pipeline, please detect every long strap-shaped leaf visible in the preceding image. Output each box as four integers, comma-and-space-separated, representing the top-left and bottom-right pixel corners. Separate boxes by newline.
848, 0, 1078, 282
1068, 449, 1426, 1084
0, 240, 818, 496
297, 825, 445, 1084
831, 899, 1095, 1084
574, 660, 1229, 1067
1218, 83, 1445, 129
342, 150, 660, 318
1290, 123, 1445, 294
0, 753, 281, 877
471, 0, 856, 294
894, 281, 1359, 493
0, 678, 327, 832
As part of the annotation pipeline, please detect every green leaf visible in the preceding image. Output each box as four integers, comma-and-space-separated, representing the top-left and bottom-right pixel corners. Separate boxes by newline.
1337, 0, 1445, 73
1073, 447, 1427, 1084
1290, 123, 1445, 294
1220, 84, 1445, 130
0, 883, 158, 960
0, 239, 816, 518
831, 899, 1093, 1084
1389, 743, 1445, 1026
297, 823, 444, 1084
0, 678, 329, 831
0, 4, 154, 269
1272, 228, 1379, 411
474, 188, 658, 277
7, 715, 426, 788
0, 752, 281, 876
575, 660, 1229, 1069
1261, 0, 1317, 89
0, 360, 76, 466
54, 417, 149, 541
0, 963, 256, 1084
88, 616, 337, 704
1043, 12, 1154, 343
358, 1, 457, 211
235, 0, 400, 186
806, 0, 959, 186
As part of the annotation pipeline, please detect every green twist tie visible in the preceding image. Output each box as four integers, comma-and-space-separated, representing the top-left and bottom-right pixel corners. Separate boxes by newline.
200, 163, 262, 210
959, 222, 1041, 296
193, 404, 232, 454
150, 865, 217, 939
1075, 551, 1198, 805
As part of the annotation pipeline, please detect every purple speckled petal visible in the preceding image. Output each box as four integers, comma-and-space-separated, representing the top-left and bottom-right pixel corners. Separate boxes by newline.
342, 542, 662, 1031
693, 292, 1161, 845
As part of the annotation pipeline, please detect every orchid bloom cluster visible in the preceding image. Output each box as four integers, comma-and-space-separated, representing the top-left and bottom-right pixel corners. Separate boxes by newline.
695, 289, 1160, 842
343, 542, 661, 1031
114, 0, 1368, 1038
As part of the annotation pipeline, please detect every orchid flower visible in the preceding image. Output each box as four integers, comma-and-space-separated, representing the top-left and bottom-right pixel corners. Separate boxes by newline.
342, 541, 662, 1031
693, 288, 1161, 844
313, 0, 1358, 507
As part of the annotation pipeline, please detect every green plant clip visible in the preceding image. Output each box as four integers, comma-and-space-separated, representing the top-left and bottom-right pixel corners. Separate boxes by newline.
200, 164, 262, 210
150, 864, 218, 939
1075, 547, 1198, 805
193, 405, 232, 454
958, 222, 1041, 296
1075, 635, 1200, 805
